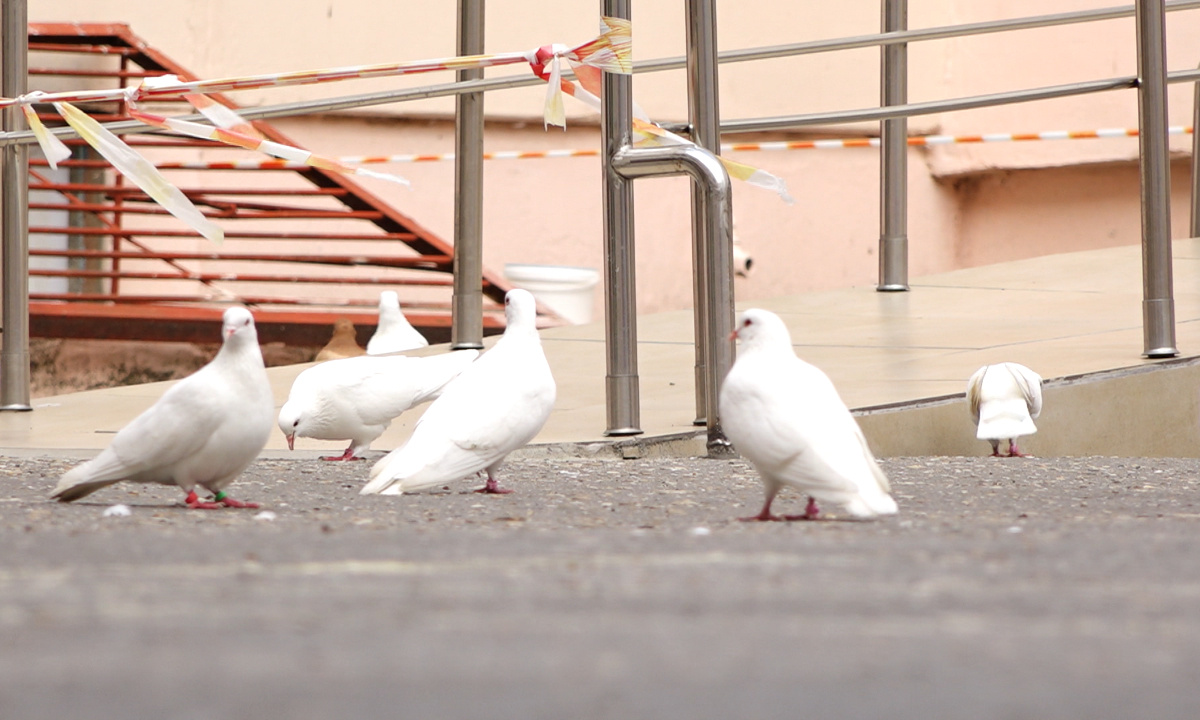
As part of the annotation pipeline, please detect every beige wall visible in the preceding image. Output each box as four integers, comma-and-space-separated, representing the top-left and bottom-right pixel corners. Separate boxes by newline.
28, 1, 1200, 319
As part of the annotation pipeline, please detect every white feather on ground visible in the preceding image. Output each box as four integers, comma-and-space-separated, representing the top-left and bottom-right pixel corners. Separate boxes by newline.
51, 306, 275, 509
719, 308, 898, 521
366, 290, 429, 355
277, 348, 480, 460
360, 288, 555, 496
967, 362, 1043, 457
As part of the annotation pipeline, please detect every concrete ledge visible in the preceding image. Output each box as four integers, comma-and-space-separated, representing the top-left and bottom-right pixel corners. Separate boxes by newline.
856, 356, 1200, 458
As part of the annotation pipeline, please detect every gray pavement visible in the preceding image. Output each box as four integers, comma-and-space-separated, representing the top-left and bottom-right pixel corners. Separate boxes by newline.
3, 453, 1200, 719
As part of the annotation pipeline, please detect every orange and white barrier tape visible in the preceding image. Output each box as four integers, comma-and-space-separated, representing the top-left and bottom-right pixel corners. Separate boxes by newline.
724, 125, 1193, 152
525, 28, 794, 204
148, 125, 1194, 175
11, 19, 632, 243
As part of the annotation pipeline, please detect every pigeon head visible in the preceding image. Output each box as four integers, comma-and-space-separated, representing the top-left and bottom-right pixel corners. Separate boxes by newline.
222, 306, 258, 343
277, 403, 301, 450
504, 288, 538, 330
379, 290, 400, 312
731, 308, 793, 351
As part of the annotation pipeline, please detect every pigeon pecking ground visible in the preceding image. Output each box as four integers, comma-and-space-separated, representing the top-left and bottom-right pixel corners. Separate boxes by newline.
2, 453, 1200, 719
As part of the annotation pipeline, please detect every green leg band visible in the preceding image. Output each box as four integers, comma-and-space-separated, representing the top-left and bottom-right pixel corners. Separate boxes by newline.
214, 491, 228, 502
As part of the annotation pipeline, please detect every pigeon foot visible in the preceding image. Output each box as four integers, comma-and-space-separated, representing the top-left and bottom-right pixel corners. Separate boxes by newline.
184, 491, 223, 510
475, 477, 513, 495
739, 512, 784, 522
320, 448, 363, 462
215, 492, 260, 509
184, 490, 259, 509
782, 497, 821, 520
739, 497, 785, 522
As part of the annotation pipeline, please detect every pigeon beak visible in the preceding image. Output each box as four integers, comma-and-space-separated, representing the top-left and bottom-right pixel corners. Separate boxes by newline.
728, 329, 740, 341
285, 433, 295, 451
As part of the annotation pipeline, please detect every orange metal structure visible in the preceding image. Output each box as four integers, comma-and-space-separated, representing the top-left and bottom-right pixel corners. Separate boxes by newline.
24, 23, 531, 346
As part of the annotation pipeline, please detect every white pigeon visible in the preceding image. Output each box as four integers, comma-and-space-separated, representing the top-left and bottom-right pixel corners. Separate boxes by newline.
360, 288, 555, 496
52, 306, 274, 509
719, 308, 898, 521
366, 290, 429, 355
277, 348, 480, 461
966, 362, 1043, 457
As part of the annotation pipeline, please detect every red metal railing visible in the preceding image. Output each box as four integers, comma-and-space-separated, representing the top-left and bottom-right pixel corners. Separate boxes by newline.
24, 23, 533, 345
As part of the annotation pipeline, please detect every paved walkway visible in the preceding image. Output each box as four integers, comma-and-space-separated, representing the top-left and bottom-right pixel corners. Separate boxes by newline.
2, 453, 1199, 720
4, 239, 1198, 457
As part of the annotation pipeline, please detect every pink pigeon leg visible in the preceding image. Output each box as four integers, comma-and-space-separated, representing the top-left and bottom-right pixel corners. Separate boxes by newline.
214, 491, 260, 509
475, 469, 513, 495
783, 496, 821, 521
184, 490, 222, 510
989, 439, 1003, 457
740, 488, 784, 522
1006, 439, 1028, 458
320, 446, 362, 462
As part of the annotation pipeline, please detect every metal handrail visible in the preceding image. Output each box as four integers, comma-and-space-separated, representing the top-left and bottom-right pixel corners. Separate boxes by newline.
4, 1, 1199, 148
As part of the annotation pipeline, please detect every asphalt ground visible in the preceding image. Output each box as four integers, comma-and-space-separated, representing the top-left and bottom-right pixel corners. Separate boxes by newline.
2, 453, 1200, 720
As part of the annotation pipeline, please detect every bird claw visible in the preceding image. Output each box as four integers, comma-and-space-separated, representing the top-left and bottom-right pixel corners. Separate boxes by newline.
738, 513, 784, 522
218, 497, 260, 509
183, 491, 259, 509
474, 477, 513, 494
184, 491, 222, 510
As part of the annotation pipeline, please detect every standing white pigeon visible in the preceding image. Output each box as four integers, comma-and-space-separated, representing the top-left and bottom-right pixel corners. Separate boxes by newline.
277, 348, 480, 461
315, 317, 366, 362
966, 362, 1043, 457
360, 288, 555, 496
719, 308, 898, 521
52, 306, 274, 509
366, 290, 429, 355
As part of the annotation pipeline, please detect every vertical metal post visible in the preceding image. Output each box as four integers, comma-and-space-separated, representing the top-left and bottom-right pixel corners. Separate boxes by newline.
451, 0, 486, 349
601, 0, 641, 436
878, 0, 909, 292
685, 0, 735, 451
1135, 0, 1178, 357
1190, 61, 1200, 239
1, 0, 31, 411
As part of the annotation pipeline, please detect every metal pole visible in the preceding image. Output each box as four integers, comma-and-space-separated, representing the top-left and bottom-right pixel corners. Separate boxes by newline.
611, 143, 733, 445
1, 0, 31, 411
601, 0, 641, 436
1135, 0, 1178, 357
878, 0, 909, 291
1191, 60, 1200, 239
684, 0, 735, 451
451, 0, 485, 350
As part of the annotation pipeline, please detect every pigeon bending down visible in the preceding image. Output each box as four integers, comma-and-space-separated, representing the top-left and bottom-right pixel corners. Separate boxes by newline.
719, 309, 898, 521
315, 317, 366, 362
52, 307, 274, 509
360, 288, 555, 496
967, 362, 1043, 457
277, 348, 480, 461
366, 290, 429, 355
